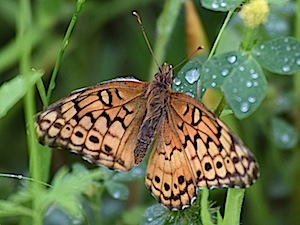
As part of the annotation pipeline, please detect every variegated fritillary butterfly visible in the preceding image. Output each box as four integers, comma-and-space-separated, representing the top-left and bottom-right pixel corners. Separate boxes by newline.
36, 63, 259, 210
36, 11, 259, 210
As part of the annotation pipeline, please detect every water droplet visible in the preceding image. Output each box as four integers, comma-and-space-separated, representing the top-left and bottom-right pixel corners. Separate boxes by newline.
246, 81, 252, 87
260, 44, 265, 50
248, 96, 256, 103
173, 77, 181, 85
211, 82, 216, 87
296, 58, 300, 66
227, 55, 237, 64
211, 2, 219, 9
185, 69, 200, 84
282, 65, 290, 73
185, 91, 195, 98
280, 133, 290, 143
112, 191, 121, 199
232, 88, 238, 93
250, 69, 255, 74
221, 69, 229, 77
212, 74, 217, 79
284, 37, 289, 43
147, 217, 153, 222
205, 68, 210, 73
240, 102, 250, 113
235, 97, 242, 102
286, 45, 291, 51
251, 73, 259, 79
220, 2, 227, 7
239, 66, 245, 71
253, 81, 259, 86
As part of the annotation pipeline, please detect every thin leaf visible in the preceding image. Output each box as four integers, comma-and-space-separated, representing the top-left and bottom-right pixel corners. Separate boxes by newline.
0, 70, 43, 119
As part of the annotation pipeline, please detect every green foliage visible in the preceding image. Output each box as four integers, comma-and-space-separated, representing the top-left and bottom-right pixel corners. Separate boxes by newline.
0, 70, 43, 118
0, 0, 300, 225
252, 37, 300, 75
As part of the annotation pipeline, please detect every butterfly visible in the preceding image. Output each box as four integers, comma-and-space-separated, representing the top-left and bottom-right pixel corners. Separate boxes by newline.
36, 63, 259, 210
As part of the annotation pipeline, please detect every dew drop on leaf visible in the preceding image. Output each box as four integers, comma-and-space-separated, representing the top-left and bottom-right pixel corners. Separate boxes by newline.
282, 65, 291, 73
248, 96, 256, 103
211, 2, 219, 9
227, 55, 237, 64
221, 69, 229, 76
245, 81, 252, 87
251, 73, 259, 79
173, 77, 181, 85
185, 69, 200, 84
240, 102, 250, 113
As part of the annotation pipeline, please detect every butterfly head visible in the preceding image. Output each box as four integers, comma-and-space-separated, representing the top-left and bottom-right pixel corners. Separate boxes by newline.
154, 63, 173, 87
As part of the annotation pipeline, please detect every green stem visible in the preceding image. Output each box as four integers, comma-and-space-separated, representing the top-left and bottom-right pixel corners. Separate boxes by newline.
46, 0, 86, 103
221, 189, 245, 225
240, 26, 260, 51
17, 0, 43, 224
213, 96, 226, 117
200, 188, 214, 225
207, 10, 234, 60
200, 10, 234, 104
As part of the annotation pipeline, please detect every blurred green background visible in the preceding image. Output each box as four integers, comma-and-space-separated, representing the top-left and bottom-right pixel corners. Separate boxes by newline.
0, 0, 300, 225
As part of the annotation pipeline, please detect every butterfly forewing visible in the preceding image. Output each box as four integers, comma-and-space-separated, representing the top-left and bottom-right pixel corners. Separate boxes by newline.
36, 80, 148, 171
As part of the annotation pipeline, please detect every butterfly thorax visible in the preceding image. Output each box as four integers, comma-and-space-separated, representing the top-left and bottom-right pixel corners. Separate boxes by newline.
133, 64, 173, 164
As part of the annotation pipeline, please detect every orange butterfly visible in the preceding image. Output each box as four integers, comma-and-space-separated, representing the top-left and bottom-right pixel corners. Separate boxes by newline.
36, 62, 259, 210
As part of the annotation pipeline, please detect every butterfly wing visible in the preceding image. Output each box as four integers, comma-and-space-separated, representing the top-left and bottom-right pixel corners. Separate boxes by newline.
145, 117, 197, 210
146, 92, 259, 210
36, 80, 148, 171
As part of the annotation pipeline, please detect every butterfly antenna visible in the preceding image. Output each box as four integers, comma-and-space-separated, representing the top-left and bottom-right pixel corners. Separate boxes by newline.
173, 46, 204, 70
132, 11, 160, 70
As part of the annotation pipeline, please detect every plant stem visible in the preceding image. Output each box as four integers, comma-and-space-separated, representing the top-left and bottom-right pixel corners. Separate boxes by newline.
207, 10, 234, 60
46, 0, 86, 103
221, 189, 245, 225
18, 0, 43, 224
200, 188, 214, 225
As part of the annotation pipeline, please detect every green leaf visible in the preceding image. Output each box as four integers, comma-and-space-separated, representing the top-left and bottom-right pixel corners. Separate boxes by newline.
45, 166, 103, 217
202, 51, 248, 88
122, 206, 146, 225
112, 163, 146, 182
0, 200, 32, 217
271, 117, 298, 149
0, 70, 43, 119
141, 204, 168, 225
222, 57, 267, 119
173, 60, 202, 98
252, 37, 300, 75
201, 0, 243, 12
105, 181, 129, 200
